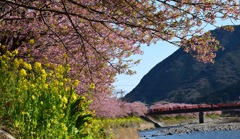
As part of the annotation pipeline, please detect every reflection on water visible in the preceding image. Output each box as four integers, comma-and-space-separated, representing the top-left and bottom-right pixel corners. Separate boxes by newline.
139, 129, 240, 139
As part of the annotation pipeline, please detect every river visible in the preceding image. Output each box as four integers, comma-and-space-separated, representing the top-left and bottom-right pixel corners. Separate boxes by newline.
139, 128, 240, 139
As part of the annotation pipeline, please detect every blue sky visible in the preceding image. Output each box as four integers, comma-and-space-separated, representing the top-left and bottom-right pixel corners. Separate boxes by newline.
112, 41, 178, 95
112, 19, 239, 96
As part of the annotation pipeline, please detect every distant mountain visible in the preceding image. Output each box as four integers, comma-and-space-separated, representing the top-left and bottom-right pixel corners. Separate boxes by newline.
199, 80, 240, 104
124, 25, 240, 105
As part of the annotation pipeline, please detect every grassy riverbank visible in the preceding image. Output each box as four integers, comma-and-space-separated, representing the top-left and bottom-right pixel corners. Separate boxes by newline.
93, 117, 143, 128
92, 117, 154, 139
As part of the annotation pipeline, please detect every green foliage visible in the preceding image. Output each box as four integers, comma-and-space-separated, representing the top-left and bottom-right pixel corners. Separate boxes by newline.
0, 47, 103, 138
205, 113, 221, 119
93, 117, 143, 129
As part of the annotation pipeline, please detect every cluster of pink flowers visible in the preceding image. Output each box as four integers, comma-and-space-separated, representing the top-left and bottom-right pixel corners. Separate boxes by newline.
89, 95, 147, 118
148, 102, 240, 115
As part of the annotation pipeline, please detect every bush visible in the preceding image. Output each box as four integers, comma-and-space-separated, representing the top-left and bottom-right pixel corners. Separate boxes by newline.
0, 46, 101, 138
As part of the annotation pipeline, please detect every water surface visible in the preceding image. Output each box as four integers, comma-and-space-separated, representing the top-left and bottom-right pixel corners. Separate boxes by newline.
139, 129, 240, 139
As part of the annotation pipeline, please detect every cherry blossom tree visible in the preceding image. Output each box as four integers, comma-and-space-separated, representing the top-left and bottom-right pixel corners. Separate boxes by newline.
0, 0, 239, 117
90, 94, 147, 117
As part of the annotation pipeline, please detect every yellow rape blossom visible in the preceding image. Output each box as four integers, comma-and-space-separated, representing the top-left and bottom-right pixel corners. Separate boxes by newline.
45, 63, 50, 67
0, 44, 5, 49
31, 95, 35, 100
61, 114, 65, 118
41, 69, 47, 81
58, 94, 62, 99
61, 123, 68, 131
6, 51, 12, 57
55, 65, 64, 74
72, 93, 77, 101
51, 119, 57, 124
90, 83, 95, 90
31, 84, 35, 88
21, 111, 27, 115
18, 59, 23, 64
62, 96, 68, 104
59, 82, 64, 86
49, 71, 53, 77
34, 62, 41, 69
43, 84, 48, 89
66, 64, 71, 72
65, 87, 70, 92
22, 84, 28, 91
41, 75, 47, 82
41, 69, 46, 75
19, 69, 27, 76
73, 79, 79, 87
13, 49, 18, 55
80, 96, 86, 101
13, 59, 20, 68
29, 39, 35, 45
54, 80, 59, 86
63, 53, 67, 58
2, 54, 10, 61
23, 62, 32, 70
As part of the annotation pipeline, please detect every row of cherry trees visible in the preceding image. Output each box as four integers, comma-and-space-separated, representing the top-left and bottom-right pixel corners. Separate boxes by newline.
0, 0, 239, 118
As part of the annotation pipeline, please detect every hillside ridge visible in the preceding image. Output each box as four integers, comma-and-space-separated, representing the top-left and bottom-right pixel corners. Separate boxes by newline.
124, 25, 240, 105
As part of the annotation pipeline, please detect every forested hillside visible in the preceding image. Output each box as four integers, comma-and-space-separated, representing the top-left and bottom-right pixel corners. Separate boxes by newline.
125, 25, 240, 105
